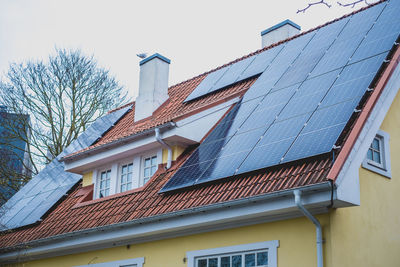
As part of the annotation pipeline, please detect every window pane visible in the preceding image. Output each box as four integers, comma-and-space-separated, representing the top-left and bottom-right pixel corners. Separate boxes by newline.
372, 138, 380, 150
245, 253, 256, 267
121, 184, 126, 192
232, 255, 242, 267
127, 173, 133, 182
127, 182, 132, 190
221, 256, 231, 267
105, 189, 109, 196
144, 168, 150, 177
128, 164, 133, 172
122, 165, 127, 174
143, 177, 149, 184
198, 259, 207, 267
367, 149, 373, 160
145, 158, 150, 167
208, 258, 218, 267
256, 252, 268, 265
121, 174, 126, 183
373, 151, 381, 163
151, 156, 157, 165
106, 179, 110, 187
106, 171, 111, 178
151, 166, 157, 175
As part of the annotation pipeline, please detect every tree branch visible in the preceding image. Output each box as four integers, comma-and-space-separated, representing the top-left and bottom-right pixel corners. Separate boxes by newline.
297, 0, 332, 13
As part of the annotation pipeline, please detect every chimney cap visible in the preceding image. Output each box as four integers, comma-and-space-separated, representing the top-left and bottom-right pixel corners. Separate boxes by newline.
261, 19, 301, 36
139, 53, 171, 66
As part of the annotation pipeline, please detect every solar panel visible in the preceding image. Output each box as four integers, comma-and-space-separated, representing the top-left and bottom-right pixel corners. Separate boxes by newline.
185, 66, 230, 102
211, 56, 256, 92
0, 106, 131, 230
160, 0, 395, 193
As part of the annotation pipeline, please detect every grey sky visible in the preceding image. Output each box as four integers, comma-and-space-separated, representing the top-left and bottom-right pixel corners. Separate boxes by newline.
0, 0, 371, 101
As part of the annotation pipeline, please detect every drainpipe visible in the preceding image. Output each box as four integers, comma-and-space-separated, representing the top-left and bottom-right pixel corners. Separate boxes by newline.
294, 190, 323, 267
155, 127, 172, 169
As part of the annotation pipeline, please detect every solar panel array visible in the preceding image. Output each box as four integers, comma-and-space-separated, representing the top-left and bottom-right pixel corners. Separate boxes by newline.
161, 0, 400, 193
0, 106, 131, 230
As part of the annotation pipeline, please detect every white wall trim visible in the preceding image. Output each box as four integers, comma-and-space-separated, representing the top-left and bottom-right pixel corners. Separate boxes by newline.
362, 129, 391, 178
186, 240, 279, 267
74, 257, 144, 267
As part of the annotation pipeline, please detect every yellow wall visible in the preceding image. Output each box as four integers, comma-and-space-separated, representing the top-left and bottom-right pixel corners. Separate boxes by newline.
328, 90, 400, 267
162, 145, 185, 163
82, 172, 93, 187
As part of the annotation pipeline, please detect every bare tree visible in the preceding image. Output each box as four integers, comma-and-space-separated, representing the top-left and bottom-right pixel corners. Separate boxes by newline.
0, 48, 126, 179
297, 0, 374, 13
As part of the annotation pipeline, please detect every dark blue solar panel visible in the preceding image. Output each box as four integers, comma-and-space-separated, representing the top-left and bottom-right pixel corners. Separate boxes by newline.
243, 32, 316, 101
211, 56, 256, 91
160, 0, 394, 193
238, 46, 283, 80
0, 106, 131, 230
185, 66, 230, 102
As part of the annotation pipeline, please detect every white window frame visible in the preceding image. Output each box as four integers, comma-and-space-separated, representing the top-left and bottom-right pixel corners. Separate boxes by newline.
97, 167, 112, 198
140, 151, 160, 186
362, 129, 391, 178
118, 160, 135, 193
186, 240, 279, 267
75, 257, 144, 267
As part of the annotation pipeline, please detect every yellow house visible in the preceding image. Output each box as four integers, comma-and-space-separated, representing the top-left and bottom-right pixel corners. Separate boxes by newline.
1, 1, 400, 266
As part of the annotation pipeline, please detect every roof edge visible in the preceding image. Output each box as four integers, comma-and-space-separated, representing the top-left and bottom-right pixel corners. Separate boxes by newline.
328, 42, 400, 180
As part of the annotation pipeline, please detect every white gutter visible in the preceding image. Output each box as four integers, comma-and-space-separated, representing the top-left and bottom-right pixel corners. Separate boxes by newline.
294, 190, 323, 267
155, 127, 172, 169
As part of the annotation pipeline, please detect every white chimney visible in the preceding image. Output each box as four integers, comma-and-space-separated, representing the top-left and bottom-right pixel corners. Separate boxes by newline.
134, 53, 170, 122
261, 19, 301, 48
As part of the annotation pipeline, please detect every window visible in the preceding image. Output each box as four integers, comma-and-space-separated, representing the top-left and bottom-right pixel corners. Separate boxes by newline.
75, 257, 144, 267
120, 163, 133, 192
362, 130, 391, 178
143, 155, 157, 184
99, 169, 111, 198
187, 241, 279, 267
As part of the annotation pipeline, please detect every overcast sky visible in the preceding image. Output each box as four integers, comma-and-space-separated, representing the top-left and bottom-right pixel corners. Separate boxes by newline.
0, 0, 372, 101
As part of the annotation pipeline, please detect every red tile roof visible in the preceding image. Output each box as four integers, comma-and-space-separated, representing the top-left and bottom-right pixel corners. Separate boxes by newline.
0, 150, 332, 249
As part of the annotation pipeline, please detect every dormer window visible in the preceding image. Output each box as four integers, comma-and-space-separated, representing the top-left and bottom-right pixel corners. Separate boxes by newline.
143, 155, 157, 185
120, 163, 133, 192
92, 149, 162, 199
99, 169, 111, 198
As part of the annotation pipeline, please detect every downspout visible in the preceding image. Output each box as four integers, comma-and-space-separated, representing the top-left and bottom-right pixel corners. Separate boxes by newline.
155, 127, 172, 169
294, 190, 323, 267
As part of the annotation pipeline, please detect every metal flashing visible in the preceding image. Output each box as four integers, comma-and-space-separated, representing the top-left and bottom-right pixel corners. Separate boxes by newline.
261, 19, 301, 36
139, 53, 171, 65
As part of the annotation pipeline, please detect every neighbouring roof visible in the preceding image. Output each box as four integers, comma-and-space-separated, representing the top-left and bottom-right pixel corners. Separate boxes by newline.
1, 0, 399, 251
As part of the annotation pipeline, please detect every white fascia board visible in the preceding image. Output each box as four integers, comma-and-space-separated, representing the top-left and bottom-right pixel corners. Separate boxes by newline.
334, 64, 400, 207
64, 98, 239, 173
0, 184, 332, 263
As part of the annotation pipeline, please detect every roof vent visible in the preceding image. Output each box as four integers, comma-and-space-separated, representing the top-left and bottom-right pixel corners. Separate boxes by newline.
134, 53, 171, 122
261, 19, 301, 48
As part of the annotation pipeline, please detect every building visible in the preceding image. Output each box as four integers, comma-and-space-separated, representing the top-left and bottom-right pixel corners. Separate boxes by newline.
0, 1, 399, 266
0, 106, 31, 205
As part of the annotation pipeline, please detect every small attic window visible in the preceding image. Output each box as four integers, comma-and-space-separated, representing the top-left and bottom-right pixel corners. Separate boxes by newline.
362, 130, 391, 178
